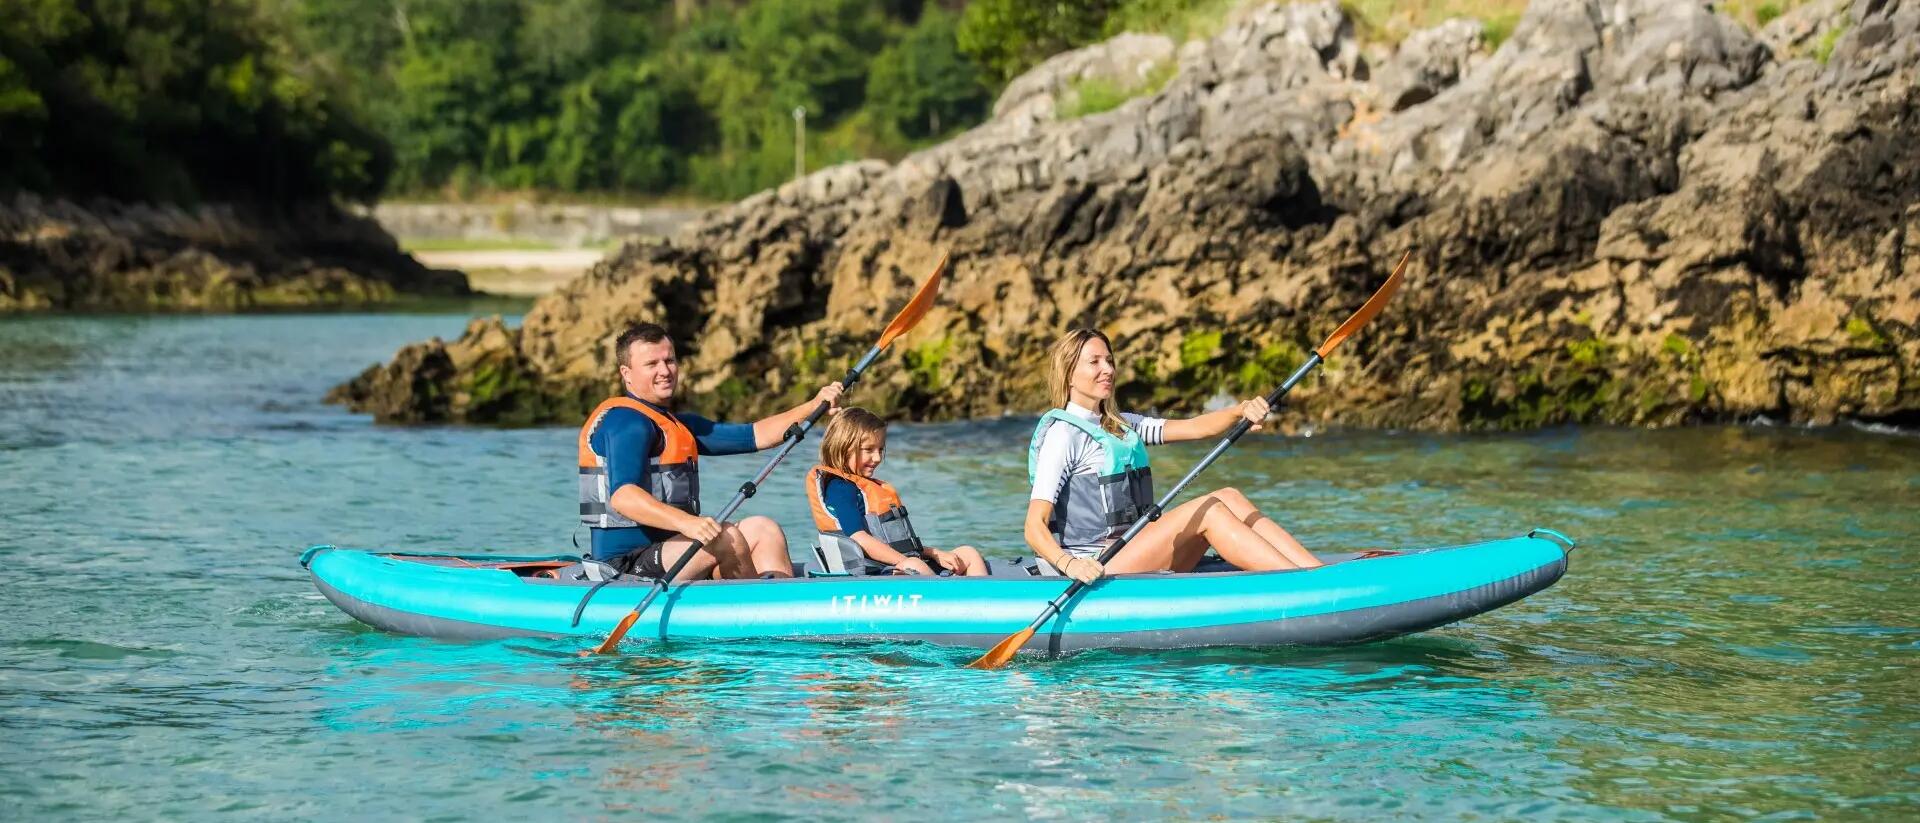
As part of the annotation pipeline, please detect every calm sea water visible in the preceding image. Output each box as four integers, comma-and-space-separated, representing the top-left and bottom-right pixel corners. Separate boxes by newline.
0, 312, 1915, 820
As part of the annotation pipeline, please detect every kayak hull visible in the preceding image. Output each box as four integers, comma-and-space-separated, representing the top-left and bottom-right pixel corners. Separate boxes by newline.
303, 530, 1572, 653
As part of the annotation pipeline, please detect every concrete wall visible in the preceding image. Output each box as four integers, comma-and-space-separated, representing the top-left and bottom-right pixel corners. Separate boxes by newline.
367, 202, 710, 248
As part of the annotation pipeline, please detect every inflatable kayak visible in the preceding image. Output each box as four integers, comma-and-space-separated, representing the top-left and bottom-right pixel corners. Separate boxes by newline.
302, 529, 1573, 654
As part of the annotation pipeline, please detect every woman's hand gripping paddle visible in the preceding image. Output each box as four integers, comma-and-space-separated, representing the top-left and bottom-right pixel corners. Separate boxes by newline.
587, 253, 951, 655
966, 251, 1411, 669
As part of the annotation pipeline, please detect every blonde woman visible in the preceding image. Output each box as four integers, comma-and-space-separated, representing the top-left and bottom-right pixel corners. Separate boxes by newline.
1026, 329, 1322, 583
804, 407, 989, 576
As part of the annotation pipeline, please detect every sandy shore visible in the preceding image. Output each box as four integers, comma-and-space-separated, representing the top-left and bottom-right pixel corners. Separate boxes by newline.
410, 249, 604, 296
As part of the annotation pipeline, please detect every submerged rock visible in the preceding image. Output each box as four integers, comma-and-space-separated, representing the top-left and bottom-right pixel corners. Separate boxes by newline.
0, 195, 468, 311
335, 0, 1920, 431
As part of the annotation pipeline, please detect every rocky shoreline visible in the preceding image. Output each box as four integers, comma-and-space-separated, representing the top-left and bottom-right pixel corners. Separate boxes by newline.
0, 195, 468, 311
333, 0, 1919, 431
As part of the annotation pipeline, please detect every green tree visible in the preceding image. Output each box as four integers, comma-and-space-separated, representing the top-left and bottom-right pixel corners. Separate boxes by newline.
681, 0, 889, 198
867, 7, 990, 139
957, 0, 1119, 83
0, 0, 389, 204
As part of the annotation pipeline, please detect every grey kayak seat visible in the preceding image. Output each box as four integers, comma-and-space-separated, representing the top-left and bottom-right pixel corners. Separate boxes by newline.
548, 559, 642, 582
810, 533, 884, 577
805, 533, 1001, 579
1008, 553, 1237, 576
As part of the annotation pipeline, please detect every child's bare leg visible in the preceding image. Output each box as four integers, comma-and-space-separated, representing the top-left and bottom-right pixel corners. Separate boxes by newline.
951, 546, 989, 577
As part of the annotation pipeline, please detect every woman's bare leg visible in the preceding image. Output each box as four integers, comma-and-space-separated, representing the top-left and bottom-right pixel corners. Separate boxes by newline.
1105, 495, 1301, 573
1205, 487, 1322, 568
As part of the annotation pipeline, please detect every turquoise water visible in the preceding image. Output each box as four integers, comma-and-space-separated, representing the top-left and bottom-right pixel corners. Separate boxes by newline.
1, 312, 1915, 820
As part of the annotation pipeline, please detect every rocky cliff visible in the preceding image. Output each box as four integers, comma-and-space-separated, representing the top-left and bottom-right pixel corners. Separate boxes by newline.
1, 196, 468, 311
332, 0, 1920, 430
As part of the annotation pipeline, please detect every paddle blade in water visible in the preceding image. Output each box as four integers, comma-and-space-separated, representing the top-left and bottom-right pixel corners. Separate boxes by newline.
1314, 249, 1411, 358
876, 252, 949, 350
586, 611, 640, 656
965, 626, 1036, 669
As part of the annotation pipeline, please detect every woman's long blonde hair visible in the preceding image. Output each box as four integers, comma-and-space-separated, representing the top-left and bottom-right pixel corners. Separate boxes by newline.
1048, 328, 1130, 436
819, 407, 887, 473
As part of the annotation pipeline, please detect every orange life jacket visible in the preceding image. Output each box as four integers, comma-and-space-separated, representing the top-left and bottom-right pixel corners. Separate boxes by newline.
578, 397, 699, 527
804, 464, 924, 557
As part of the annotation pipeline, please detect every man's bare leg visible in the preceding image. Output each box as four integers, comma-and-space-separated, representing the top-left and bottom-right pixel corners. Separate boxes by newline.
736, 515, 793, 578
656, 527, 754, 581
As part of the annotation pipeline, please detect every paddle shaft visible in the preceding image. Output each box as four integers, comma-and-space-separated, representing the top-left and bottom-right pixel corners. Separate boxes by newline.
616, 347, 885, 628
1013, 352, 1326, 641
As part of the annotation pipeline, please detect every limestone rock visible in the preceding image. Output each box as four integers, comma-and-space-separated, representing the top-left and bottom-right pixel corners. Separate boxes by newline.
0, 194, 468, 311
1374, 19, 1483, 111
337, 0, 1920, 431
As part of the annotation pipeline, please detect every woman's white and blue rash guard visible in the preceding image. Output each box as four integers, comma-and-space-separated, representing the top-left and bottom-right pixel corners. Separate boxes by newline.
1028, 402, 1166, 556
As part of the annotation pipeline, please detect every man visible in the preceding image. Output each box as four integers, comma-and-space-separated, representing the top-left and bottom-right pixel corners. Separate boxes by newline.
579, 322, 842, 580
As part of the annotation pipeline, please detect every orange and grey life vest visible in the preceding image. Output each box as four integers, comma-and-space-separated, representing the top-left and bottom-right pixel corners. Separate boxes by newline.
805, 465, 925, 561
578, 397, 699, 528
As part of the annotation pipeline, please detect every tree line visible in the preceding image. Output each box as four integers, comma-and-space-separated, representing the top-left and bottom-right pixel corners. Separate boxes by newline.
1, 0, 1205, 205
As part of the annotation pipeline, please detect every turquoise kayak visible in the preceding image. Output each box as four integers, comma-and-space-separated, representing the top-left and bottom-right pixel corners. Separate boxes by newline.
301, 529, 1573, 654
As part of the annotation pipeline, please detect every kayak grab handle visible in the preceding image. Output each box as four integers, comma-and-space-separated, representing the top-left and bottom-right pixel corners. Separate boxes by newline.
1526, 528, 1576, 552
299, 545, 336, 568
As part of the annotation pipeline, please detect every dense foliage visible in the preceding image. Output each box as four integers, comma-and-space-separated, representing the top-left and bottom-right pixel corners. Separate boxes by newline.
0, 0, 389, 204
954, 0, 1231, 84
293, 0, 995, 201
0, 0, 1218, 205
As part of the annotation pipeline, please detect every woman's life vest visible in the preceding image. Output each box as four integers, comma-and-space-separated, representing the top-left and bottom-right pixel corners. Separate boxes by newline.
805, 465, 926, 571
1027, 409, 1154, 549
578, 397, 699, 528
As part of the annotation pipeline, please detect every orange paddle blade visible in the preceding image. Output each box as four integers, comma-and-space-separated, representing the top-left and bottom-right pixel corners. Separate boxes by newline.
1313, 250, 1411, 359
586, 611, 640, 656
875, 252, 950, 351
965, 626, 1036, 669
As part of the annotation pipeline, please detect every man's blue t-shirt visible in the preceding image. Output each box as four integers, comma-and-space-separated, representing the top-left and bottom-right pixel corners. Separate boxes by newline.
589, 396, 757, 561
818, 476, 868, 536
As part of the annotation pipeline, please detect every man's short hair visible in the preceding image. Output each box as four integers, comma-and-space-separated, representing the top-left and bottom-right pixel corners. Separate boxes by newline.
615, 323, 672, 368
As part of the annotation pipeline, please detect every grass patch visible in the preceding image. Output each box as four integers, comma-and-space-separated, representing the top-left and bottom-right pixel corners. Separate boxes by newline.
1340, 0, 1528, 47
1106, 0, 1246, 43
1811, 20, 1848, 64
1718, 0, 1820, 30
1058, 60, 1178, 119
1481, 10, 1520, 50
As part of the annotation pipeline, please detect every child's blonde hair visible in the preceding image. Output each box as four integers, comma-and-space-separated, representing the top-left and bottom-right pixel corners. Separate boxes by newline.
818, 407, 888, 472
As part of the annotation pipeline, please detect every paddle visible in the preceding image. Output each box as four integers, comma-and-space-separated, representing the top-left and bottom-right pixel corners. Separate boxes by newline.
587, 253, 951, 655
966, 250, 1412, 669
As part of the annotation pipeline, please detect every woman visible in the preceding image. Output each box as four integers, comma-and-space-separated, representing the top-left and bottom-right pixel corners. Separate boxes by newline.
1026, 328, 1322, 583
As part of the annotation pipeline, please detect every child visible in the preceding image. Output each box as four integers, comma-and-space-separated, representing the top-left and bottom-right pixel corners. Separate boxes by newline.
804, 407, 988, 576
